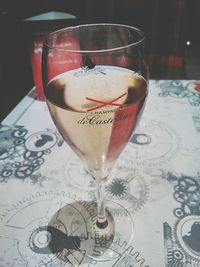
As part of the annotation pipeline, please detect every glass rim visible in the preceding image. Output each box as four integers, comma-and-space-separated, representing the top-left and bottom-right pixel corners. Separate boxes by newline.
43, 23, 145, 54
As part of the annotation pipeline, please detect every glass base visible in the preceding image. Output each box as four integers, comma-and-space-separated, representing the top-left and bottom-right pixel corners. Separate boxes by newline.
48, 200, 134, 264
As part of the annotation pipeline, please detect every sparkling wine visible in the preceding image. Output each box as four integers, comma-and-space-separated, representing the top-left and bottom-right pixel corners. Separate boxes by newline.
45, 66, 147, 180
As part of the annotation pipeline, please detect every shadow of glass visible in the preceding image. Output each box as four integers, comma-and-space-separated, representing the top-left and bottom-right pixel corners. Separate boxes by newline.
30, 201, 115, 265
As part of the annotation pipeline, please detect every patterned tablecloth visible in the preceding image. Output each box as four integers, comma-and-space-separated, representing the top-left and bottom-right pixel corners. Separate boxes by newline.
0, 80, 200, 267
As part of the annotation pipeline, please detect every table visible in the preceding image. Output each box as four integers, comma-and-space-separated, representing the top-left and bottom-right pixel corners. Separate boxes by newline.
0, 80, 200, 267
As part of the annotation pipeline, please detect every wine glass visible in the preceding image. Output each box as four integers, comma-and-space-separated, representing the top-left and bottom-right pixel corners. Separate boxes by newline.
42, 24, 148, 261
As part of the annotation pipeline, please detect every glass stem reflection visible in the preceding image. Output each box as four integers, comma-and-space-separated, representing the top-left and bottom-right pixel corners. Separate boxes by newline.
96, 179, 108, 229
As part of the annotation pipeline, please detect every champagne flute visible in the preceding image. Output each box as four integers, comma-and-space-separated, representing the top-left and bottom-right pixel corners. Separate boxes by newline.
42, 24, 148, 260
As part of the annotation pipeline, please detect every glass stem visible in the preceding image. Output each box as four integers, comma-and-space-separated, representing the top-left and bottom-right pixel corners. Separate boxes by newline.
96, 179, 108, 229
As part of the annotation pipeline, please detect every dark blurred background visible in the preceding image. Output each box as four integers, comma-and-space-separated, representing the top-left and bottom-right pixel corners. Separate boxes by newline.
0, 0, 200, 121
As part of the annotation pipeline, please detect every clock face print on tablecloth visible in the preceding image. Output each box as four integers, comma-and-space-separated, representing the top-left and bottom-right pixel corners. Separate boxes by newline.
121, 118, 179, 168
0, 125, 62, 184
